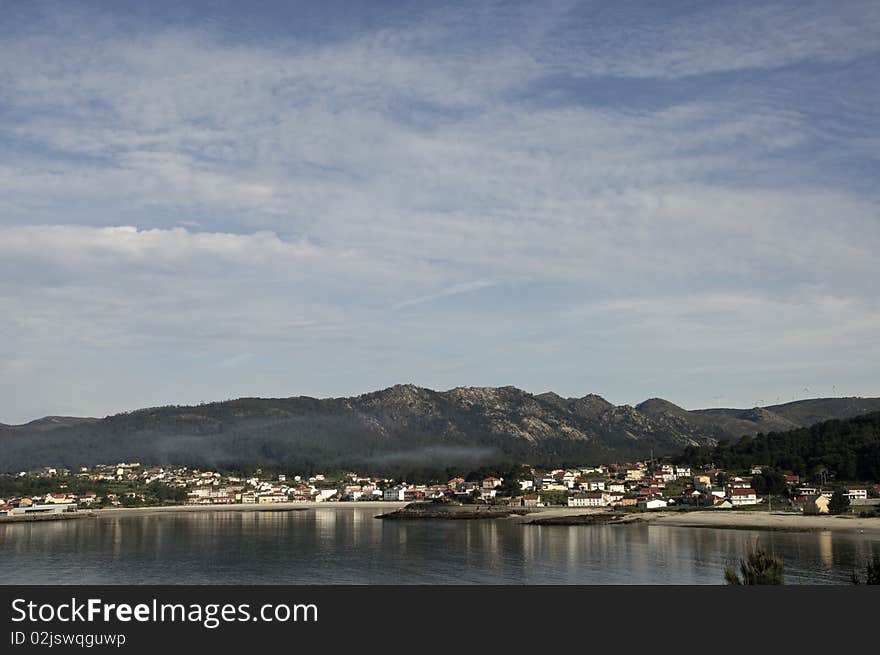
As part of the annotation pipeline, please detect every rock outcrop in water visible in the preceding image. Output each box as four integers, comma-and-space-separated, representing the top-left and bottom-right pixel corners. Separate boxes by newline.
377, 502, 531, 520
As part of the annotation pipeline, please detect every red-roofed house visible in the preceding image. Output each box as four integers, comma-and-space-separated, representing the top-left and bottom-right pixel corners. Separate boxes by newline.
730, 488, 758, 506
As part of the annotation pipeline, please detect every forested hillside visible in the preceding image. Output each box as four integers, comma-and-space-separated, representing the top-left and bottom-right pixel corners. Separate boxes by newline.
3, 386, 879, 474
678, 411, 880, 481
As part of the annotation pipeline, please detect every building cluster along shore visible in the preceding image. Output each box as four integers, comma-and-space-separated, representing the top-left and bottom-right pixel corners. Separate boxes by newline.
1, 459, 878, 520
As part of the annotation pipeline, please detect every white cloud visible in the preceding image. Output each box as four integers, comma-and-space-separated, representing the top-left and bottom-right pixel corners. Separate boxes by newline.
0, 3, 878, 421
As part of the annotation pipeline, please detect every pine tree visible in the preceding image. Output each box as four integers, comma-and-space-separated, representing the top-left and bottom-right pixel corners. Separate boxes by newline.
828, 488, 851, 515
724, 545, 784, 585
851, 554, 880, 584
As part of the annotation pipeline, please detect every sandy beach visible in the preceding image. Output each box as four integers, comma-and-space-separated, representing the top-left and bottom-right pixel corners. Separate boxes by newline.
513, 507, 880, 534
644, 510, 880, 534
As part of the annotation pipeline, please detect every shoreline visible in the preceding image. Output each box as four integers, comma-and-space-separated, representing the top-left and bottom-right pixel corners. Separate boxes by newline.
514, 507, 880, 534
90, 501, 408, 517
1, 501, 410, 523
3, 503, 879, 535
0, 512, 95, 524
375, 503, 880, 534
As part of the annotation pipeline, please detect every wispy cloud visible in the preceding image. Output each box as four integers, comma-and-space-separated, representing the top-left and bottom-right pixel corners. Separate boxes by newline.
392, 280, 500, 310
0, 2, 878, 421
538, 1, 880, 80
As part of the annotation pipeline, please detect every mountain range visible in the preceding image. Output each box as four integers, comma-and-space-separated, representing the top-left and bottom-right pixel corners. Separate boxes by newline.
2, 386, 880, 473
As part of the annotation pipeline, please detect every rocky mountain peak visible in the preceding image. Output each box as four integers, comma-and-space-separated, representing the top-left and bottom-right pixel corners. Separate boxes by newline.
635, 398, 689, 418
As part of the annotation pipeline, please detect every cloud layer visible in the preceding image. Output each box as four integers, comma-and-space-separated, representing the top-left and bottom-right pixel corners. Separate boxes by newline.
1, 1, 879, 422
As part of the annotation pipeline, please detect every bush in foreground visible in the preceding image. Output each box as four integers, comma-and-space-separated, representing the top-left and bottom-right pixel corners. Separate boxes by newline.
851, 554, 880, 585
724, 545, 784, 585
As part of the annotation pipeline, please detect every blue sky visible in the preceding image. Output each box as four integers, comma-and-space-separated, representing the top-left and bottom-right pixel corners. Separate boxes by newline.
1, 1, 879, 422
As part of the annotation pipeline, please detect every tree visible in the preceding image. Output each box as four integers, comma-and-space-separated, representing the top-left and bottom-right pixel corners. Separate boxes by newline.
724, 545, 784, 585
145, 481, 186, 504
539, 490, 570, 507
828, 488, 850, 515
495, 477, 521, 498
752, 468, 786, 496
676, 411, 880, 483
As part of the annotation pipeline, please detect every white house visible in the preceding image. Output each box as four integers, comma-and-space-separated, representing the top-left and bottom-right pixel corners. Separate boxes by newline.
383, 486, 406, 501
43, 493, 75, 505
624, 466, 646, 481
604, 492, 624, 505
79, 492, 98, 505
730, 488, 758, 506
521, 494, 542, 507
637, 497, 668, 510
567, 492, 607, 508
846, 486, 869, 501
11, 503, 77, 515
478, 488, 498, 501
256, 494, 287, 504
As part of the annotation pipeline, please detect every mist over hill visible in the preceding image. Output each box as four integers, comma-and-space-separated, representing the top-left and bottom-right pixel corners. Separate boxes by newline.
2, 386, 879, 474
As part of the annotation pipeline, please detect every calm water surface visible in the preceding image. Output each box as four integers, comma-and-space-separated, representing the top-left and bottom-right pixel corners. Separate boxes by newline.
2, 508, 877, 584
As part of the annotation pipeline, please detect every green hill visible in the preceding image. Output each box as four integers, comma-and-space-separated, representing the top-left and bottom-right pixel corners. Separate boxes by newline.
678, 411, 880, 481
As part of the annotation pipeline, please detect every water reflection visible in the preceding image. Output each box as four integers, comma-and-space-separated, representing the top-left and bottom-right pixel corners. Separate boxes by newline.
818, 530, 833, 569
1, 509, 877, 585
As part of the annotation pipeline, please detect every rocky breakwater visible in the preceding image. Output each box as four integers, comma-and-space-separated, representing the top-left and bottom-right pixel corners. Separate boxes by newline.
523, 512, 642, 526
376, 501, 533, 520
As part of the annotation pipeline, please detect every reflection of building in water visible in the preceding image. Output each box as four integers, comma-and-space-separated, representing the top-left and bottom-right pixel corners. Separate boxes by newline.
567, 526, 579, 572
468, 522, 501, 572
520, 523, 541, 565
818, 530, 833, 569
486, 523, 500, 569
112, 518, 122, 558
348, 507, 362, 545
622, 525, 652, 580
313, 508, 337, 537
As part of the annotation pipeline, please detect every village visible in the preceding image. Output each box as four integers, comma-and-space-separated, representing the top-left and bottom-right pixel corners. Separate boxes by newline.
1, 460, 878, 519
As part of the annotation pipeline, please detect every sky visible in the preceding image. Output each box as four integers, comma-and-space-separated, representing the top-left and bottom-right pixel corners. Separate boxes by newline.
1, 0, 879, 423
